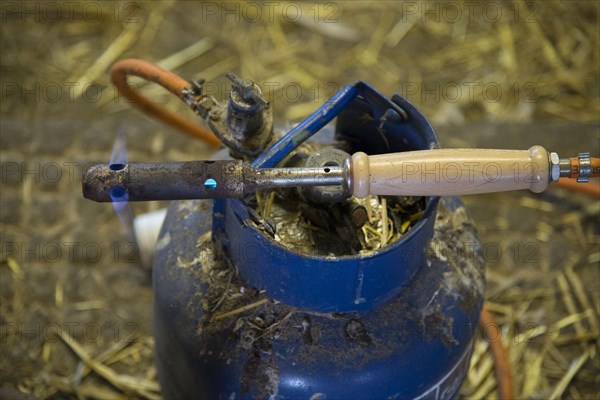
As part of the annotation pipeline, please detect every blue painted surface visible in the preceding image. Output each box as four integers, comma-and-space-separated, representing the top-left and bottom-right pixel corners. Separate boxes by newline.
153, 86, 484, 399
214, 83, 440, 312
219, 197, 438, 312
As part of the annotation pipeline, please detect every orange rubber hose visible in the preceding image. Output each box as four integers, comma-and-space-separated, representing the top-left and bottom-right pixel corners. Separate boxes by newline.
555, 178, 600, 197
110, 59, 220, 147
480, 304, 514, 400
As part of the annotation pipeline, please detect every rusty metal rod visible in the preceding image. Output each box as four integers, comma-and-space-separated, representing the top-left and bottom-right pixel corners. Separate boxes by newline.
82, 161, 346, 202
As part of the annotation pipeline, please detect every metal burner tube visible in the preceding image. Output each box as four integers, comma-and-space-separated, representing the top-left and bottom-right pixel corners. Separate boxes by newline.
83, 162, 346, 202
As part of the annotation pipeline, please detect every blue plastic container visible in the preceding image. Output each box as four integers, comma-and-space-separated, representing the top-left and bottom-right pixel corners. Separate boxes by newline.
153, 86, 485, 399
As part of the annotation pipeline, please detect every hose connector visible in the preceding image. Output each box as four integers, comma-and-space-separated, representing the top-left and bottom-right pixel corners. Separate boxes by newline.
549, 152, 560, 182
558, 152, 598, 182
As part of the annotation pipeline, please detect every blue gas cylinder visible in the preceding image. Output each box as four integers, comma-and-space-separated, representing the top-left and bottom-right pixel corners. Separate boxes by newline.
153, 86, 485, 399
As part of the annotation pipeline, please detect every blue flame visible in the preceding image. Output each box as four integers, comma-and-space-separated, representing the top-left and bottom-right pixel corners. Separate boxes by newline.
110, 186, 128, 200
110, 127, 128, 166
204, 178, 217, 189
109, 128, 134, 241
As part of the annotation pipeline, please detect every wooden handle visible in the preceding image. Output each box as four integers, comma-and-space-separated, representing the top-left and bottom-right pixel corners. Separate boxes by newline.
349, 146, 550, 198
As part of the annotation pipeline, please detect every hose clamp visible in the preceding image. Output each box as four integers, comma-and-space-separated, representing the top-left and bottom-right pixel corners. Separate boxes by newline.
577, 152, 591, 183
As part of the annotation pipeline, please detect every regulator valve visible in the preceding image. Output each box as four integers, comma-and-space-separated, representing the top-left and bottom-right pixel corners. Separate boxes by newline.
193, 72, 274, 159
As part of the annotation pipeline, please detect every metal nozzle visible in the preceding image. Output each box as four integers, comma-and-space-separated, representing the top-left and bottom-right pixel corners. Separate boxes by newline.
82, 161, 346, 202
83, 161, 246, 202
